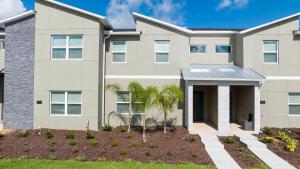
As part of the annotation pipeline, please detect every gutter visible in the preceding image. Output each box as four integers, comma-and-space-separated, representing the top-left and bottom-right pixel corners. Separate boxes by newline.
101, 30, 112, 128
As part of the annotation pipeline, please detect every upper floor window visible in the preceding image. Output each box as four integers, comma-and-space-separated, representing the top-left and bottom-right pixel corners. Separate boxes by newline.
112, 41, 126, 63
155, 40, 169, 63
0, 40, 4, 50
288, 93, 300, 115
51, 35, 83, 60
216, 45, 231, 53
263, 40, 278, 64
50, 91, 82, 116
190, 45, 206, 53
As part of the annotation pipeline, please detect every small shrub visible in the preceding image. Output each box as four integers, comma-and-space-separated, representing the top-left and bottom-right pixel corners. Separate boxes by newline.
73, 154, 87, 162
134, 126, 143, 132
185, 136, 196, 143
278, 131, 298, 152
119, 149, 126, 156
120, 127, 127, 133
103, 124, 112, 132
264, 127, 274, 136
170, 125, 177, 132
68, 141, 77, 146
65, 133, 75, 139
149, 144, 158, 149
91, 139, 98, 147
85, 131, 94, 140
72, 147, 79, 153
45, 131, 54, 139
128, 143, 138, 149
97, 157, 106, 162
166, 151, 172, 156
223, 136, 236, 144
242, 153, 254, 160
259, 136, 273, 144
144, 151, 151, 157
17, 130, 29, 137
235, 147, 247, 152
125, 135, 132, 139
48, 140, 56, 146
48, 153, 56, 160
111, 141, 118, 147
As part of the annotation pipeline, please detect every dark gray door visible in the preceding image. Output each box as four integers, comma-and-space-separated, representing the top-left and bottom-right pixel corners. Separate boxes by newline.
193, 91, 204, 122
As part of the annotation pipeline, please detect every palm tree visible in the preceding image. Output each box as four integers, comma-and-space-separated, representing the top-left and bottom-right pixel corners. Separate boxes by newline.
155, 84, 183, 133
139, 86, 158, 142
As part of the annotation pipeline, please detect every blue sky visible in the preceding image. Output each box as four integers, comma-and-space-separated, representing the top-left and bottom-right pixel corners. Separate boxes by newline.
15, 0, 300, 29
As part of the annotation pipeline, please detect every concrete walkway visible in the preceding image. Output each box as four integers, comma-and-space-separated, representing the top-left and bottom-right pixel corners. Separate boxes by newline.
200, 133, 241, 169
235, 132, 296, 169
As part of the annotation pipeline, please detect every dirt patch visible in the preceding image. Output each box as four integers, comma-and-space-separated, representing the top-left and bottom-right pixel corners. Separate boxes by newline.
0, 127, 213, 165
219, 136, 266, 168
257, 128, 300, 167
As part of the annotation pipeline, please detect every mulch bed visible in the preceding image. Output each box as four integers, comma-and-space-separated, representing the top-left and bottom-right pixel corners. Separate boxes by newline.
219, 136, 267, 169
0, 127, 213, 165
257, 128, 300, 167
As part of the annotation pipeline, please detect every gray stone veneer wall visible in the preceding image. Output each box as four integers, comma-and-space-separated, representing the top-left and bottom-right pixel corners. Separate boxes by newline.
3, 16, 35, 129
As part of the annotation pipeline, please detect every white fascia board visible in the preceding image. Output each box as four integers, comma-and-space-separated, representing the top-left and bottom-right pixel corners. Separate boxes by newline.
42, 0, 112, 28
0, 33, 5, 36
105, 75, 182, 80
0, 10, 35, 25
110, 31, 141, 36
294, 30, 300, 35
240, 12, 300, 34
132, 12, 238, 35
183, 77, 264, 82
266, 76, 300, 80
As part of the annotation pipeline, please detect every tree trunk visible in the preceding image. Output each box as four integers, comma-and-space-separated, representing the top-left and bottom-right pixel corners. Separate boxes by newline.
164, 111, 167, 133
128, 102, 132, 133
143, 115, 146, 142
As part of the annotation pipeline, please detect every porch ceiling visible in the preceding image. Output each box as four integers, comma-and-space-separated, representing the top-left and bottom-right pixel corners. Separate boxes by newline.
182, 64, 265, 82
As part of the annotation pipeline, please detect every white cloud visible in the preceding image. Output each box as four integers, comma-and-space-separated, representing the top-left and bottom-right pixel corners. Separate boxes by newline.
106, 0, 185, 29
217, 0, 249, 10
0, 0, 26, 20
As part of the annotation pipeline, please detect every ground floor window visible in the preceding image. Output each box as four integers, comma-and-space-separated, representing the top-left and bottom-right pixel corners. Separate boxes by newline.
288, 93, 300, 115
50, 91, 82, 116
116, 91, 142, 114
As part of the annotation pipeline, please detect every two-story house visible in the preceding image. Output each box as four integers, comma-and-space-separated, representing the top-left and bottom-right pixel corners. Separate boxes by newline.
0, 0, 299, 135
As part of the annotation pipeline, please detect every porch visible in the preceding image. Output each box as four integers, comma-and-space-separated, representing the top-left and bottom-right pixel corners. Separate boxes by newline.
183, 64, 265, 135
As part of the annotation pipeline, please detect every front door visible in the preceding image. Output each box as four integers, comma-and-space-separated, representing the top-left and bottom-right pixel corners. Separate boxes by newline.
193, 91, 204, 122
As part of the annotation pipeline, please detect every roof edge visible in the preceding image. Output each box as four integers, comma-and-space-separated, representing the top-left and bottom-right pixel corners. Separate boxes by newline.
240, 12, 300, 34
0, 10, 35, 25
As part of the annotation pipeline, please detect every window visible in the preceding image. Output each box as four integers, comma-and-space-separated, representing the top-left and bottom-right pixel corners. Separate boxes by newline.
112, 41, 126, 63
51, 35, 83, 60
116, 91, 141, 114
263, 40, 278, 63
50, 91, 82, 116
0, 40, 4, 50
190, 45, 206, 53
155, 40, 169, 63
216, 45, 231, 53
288, 93, 300, 115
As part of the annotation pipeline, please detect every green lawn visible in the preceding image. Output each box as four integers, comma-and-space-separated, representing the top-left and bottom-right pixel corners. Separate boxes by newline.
0, 158, 216, 169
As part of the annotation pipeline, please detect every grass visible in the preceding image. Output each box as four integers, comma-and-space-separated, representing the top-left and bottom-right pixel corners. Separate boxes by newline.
246, 164, 271, 169
0, 159, 216, 169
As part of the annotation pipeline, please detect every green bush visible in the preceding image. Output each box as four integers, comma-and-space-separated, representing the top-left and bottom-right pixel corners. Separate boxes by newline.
125, 135, 132, 139
103, 124, 112, 132
128, 143, 138, 148
91, 139, 98, 147
72, 147, 79, 153
17, 130, 29, 137
170, 125, 177, 132
144, 151, 151, 157
134, 126, 143, 132
278, 131, 298, 152
119, 149, 127, 156
65, 133, 75, 139
111, 141, 118, 147
185, 136, 196, 143
85, 131, 94, 140
149, 144, 158, 149
223, 136, 236, 144
73, 154, 87, 162
259, 136, 273, 144
264, 127, 274, 136
68, 141, 77, 146
45, 131, 54, 139
48, 140, 56, 146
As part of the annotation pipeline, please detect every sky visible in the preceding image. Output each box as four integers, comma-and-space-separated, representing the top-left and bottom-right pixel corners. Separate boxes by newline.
0, 0, 299, 29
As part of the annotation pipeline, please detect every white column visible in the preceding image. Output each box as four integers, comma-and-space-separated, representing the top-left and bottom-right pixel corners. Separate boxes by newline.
185, 82, 193, 132
218, 85, 230, 136
254, 86, 261, 133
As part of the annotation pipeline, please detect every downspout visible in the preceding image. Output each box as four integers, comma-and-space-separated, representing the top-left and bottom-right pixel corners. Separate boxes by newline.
101, 30, 111, 127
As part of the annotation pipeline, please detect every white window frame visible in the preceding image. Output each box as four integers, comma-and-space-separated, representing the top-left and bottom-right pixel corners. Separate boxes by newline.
0, 39, 4, 50
288, 92, 300, 116
112, 41, 126, 63
215, 44, 232, 54
263, 40, 278, 64
115, 91, 141, 115
154, 40, 170, 64
51, 35, 84, 60
50, 91, 82, 116
189, 44, 206, 54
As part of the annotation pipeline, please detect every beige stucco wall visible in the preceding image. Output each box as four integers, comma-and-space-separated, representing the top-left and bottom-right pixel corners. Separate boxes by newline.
33, 1, 103, 130
240, 17, 300, 128
233, 86, 254, 125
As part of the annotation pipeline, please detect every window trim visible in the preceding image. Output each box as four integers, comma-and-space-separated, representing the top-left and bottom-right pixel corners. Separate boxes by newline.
50, 91, 82, 117
215, 44, 232, 54
154, 40, 170, 64
112, 41, 127, 64
51, 35, 84, 61
288, 92, 300, 116
0, 39, 5, 50
263, 40, 278, 64
189, 44, 207, 54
